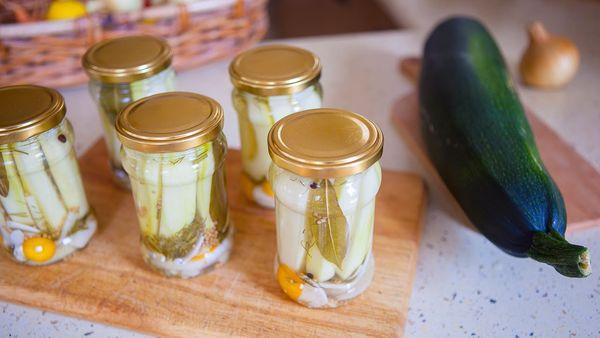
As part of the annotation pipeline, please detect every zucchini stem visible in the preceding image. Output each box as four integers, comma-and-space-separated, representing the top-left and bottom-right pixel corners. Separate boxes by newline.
528, 230, 591, 278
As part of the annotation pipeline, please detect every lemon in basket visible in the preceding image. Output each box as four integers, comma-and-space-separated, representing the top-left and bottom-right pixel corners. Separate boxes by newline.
47, 0, 87, 21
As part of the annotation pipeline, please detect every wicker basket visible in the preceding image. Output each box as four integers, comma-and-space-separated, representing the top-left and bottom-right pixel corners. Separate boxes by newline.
0, 0, 268, 87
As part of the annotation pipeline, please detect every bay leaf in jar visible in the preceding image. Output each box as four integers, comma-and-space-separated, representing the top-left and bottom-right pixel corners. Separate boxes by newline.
306, 179, 348, 269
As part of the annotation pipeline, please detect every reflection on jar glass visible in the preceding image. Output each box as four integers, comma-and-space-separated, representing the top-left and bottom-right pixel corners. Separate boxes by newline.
0, 85, 96, 265
229, 45, 323, 208
268, 108, 384, 308
117, 92, 231, 278
83, 35, 176, 189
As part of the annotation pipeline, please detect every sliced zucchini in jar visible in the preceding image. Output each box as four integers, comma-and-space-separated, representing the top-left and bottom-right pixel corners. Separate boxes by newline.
39, 131, 89, 218
0, 153, 35, 226
196, 143, 215, 229
159, 152, 197, 237
306, 244, 336, 282
13, 142, 67, 237
209, 152, 228, 237
242, 94, 274, 182
233, 92, 258, 163
335, 163, 380, 279
136, 155, 161, 236
276, 201, 307, 272
336, 200, 375, 280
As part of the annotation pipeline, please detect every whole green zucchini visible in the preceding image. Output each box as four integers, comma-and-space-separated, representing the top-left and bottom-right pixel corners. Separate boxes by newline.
419, 17, 591, 277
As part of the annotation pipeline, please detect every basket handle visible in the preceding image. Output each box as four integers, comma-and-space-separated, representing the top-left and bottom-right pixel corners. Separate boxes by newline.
0, 40, 8, 63
177, 3, 190, 33
176, 0, 245, 33
76, 15, 103, 47
233, 0, 246, 18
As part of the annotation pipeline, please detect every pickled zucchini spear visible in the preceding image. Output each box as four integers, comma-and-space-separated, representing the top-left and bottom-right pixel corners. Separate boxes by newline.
306, 244, 337, 282
98, 83, 132, 167
161, 154, 197, 237
136, 143, 221, 259
98, 110, 123, 167
137, 150, 200, 259
13, 141, 67, 238
196, 143, 215, 230
238, 87, 322, 183
267, 86, 322, 121
209, 157, 229, 239
0, 153, 35, 226
275, 163, 381, 282
135, 154, 161, 236
39, 132, 89, 219
276, 202, 307, 272
96, 69, 176, 169
0, 129, 91, 240
241, 94, 273, 182
335, 163, 381, 280
336, 201, 375, 280
130, 69, 175, 101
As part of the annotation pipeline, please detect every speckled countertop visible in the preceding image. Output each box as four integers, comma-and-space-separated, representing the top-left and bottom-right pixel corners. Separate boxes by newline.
2, 13, 599, 338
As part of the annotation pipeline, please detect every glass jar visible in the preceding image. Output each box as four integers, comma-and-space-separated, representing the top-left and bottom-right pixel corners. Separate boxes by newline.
267, 108, 384, 308
230, 45, 323, 208
0, 85, 96, 265
83, 35, 176, 189
117, 92, 231, 278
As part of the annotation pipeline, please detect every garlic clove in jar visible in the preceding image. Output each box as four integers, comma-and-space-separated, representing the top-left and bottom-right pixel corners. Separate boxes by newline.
519, 21, 580, 89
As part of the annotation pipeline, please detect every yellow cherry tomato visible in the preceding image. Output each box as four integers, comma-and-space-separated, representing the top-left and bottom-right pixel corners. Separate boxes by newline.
277, 263, 304, 301
261, 181, 274, 197
23, 237, 56, 262
47, 0, 87, 21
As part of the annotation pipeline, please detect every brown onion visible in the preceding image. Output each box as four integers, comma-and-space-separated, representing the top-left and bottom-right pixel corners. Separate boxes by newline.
520, 22, 580, 89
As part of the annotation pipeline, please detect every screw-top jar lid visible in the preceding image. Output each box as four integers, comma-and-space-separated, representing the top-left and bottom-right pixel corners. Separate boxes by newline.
82, 35, 173, 83
229, 44, 321, 96
0, 85, 66, 144
268, 108, 383, 178
116, 92, 223, 153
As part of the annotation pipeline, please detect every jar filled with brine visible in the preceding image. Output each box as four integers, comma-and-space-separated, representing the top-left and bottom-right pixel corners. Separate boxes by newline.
0, 85, 96, 265
229, 45, 323, 208
83, 35, 176, 189
268, 108, 383, 308
117, 92, 231, 278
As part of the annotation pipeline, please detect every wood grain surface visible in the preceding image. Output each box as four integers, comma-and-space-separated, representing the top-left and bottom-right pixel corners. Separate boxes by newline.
0, 140, 426, 337
392, 91, 600, 231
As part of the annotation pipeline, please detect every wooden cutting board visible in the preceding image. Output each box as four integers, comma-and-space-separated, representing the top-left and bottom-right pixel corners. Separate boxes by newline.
392, 91, 600, 232
0, 140, 426, 337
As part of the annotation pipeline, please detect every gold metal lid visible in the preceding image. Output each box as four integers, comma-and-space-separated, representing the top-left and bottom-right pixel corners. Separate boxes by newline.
0, 85, 66, 144
82, 35, 173, 83
229, 44, 321, 96
268, 108, 383, 178
116, 92, 223, 153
